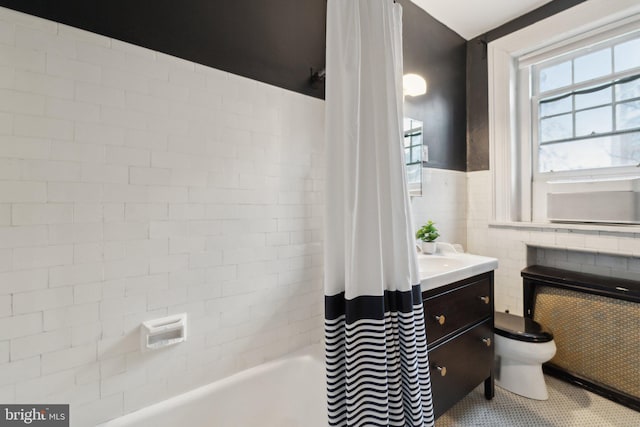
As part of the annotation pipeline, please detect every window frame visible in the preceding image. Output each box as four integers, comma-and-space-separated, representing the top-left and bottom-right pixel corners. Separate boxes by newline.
523, 24, 640, 222
529, 30, 640, 181
487, 4, 640, 224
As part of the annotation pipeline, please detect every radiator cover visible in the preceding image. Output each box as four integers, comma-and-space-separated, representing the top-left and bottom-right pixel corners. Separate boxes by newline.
522, 265, 640, 411
534, 286, 640, 399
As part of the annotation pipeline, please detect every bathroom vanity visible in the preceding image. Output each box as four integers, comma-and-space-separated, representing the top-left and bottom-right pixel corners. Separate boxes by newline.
418, 250, 498, 419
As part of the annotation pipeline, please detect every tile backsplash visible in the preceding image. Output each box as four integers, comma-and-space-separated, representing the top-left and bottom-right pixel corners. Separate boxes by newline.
533, 247, 640, 281
0, 7, 323, 425
411, 168, 467, 249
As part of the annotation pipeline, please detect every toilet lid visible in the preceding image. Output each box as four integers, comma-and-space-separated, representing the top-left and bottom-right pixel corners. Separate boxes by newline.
494, 312, 554, 343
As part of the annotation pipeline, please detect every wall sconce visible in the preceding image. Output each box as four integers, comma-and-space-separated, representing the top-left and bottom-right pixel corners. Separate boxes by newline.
403, 73, 427, 97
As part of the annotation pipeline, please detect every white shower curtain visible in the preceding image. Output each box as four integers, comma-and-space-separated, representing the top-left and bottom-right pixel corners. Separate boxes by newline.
324, 1, 435, 426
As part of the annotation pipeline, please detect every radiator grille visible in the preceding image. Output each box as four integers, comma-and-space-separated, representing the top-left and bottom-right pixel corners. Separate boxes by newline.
533, 286, 640, 398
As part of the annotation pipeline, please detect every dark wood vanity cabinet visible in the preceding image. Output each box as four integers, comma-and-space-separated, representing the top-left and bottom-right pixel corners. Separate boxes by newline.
422, 272, 495, 419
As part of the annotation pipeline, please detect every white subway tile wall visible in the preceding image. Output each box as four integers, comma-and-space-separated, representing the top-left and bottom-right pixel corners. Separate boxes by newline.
411, 168, 467, 248
535, 247, 640, 281
0, 7, 324, 426
467, 171, 640, 315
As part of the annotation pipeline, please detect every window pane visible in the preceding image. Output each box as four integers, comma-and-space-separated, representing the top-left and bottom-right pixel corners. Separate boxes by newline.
616, 78, 640, 101
406, 164, 421, 185
539, 133, 640, 172
540, 114, 572, 142
574, 48, 611, 83
534, 34, 640, 176
540, 96, 572, 117
617, 100, 640, 130
575, 106, 612, 136
614, 38, 640, 72
539, 61, 572, 93
574, 86, 611, 110
404, 137, 411, 147
404, 148, 411, 164
615, 132, 640, 166
411, 146, 422, 163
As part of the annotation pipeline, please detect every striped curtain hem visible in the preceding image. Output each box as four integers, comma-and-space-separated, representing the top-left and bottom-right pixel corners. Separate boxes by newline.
325, 285, 435, 427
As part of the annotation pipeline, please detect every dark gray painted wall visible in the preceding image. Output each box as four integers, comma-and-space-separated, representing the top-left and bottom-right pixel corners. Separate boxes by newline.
400, 0, 467, 171
0, 0, 328, 99
466, 0, 588, 171
0, 0, 468, 172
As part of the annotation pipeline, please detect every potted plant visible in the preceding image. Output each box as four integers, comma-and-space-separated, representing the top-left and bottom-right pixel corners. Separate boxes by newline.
416, 220, 439, 254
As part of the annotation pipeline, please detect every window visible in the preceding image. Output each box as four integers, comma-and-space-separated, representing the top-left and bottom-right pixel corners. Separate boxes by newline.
403, 117, 423, 195
487, 2, 640, 224
523, 28, 640, 222
532, 33, 640, 175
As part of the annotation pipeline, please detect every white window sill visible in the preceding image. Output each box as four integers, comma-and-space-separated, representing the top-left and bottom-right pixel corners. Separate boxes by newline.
488, 221, 640, 236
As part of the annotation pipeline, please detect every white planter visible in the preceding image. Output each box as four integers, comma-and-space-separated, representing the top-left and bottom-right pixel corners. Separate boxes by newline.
421, 241, 437, 254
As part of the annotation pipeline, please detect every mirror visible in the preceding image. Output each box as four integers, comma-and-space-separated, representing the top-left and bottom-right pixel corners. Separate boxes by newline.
403, 117, 423, 196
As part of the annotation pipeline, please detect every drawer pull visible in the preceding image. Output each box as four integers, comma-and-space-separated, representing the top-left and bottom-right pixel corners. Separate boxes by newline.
482, 337, 492, 347
435, 365, 447, 377
478, 295, 490, 304
434, 315, 446, 325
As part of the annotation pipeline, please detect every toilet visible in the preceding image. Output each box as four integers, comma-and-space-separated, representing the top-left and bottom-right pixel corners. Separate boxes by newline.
494, 311, 556, 400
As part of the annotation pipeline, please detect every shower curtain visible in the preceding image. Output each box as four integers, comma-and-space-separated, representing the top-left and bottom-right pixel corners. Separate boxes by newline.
324, 1, 435, 426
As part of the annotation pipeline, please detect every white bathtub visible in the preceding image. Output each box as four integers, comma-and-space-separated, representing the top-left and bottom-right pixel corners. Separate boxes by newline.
98, 344, 327, 427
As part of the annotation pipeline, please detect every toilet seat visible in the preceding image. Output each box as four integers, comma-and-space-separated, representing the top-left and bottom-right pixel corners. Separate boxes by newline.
494, 312, 553, 343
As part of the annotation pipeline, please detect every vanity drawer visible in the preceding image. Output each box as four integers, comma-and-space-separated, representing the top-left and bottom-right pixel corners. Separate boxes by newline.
423, 276, 492, 344
428, 320, 494, 419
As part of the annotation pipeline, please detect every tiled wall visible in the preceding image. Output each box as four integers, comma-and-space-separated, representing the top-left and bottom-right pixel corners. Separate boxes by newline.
467, 170, 640, 315
534, 247, 640, 281
411, 168, 467, 249
0, 7, 324, 426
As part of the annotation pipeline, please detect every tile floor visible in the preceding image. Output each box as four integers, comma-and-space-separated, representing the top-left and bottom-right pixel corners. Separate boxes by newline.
436, 376, 640, 426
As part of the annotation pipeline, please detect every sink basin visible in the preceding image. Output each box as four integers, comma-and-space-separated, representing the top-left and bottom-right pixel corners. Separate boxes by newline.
417, 256, 468, 274
418, 251, 498, 292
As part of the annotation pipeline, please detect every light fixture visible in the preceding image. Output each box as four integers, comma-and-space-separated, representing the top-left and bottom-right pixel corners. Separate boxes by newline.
403, 73, 427, 97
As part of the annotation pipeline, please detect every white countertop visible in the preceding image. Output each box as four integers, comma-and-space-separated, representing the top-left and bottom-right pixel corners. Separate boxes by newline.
418, 250, 498, 292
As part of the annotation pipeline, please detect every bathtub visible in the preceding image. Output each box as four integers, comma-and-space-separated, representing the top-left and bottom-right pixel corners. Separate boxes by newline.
98, 344, 327, 427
